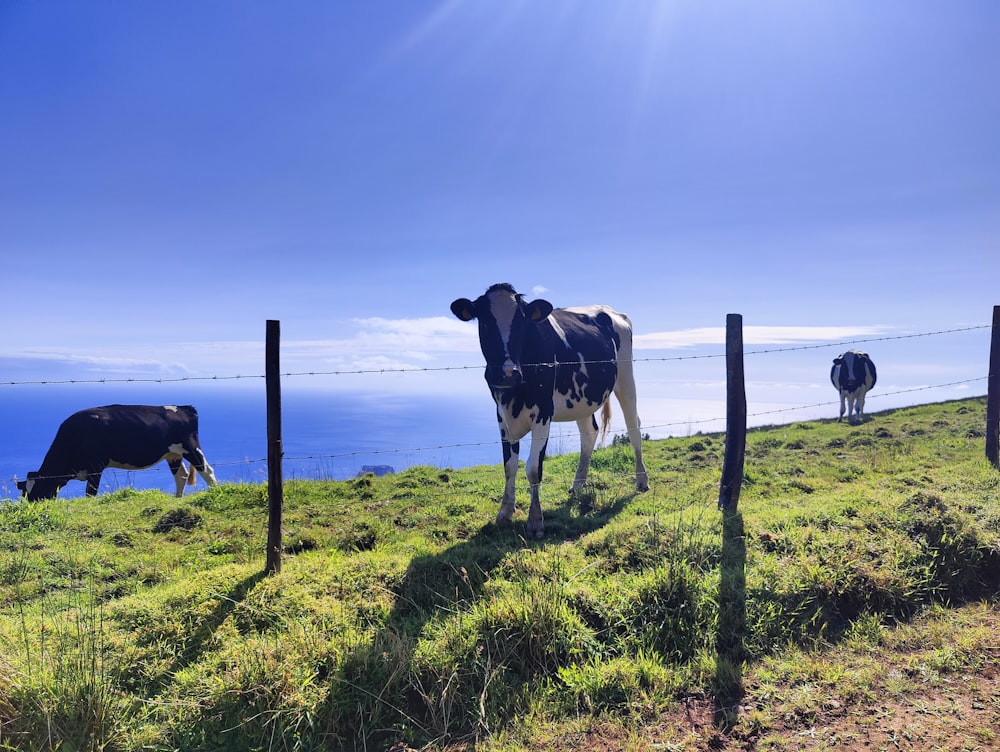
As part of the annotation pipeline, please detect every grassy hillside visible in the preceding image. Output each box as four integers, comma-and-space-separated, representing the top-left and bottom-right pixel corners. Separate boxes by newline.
0, 397, 998, 751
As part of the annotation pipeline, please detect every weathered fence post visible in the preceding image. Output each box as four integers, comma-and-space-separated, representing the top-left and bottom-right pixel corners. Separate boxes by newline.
718, 314, 747, 511
987, 305, 1000, 469
265, 319, 283, 574
715, 313, 747, 727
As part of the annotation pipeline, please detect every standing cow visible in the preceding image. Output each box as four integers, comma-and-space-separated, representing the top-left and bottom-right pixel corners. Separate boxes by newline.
17, 404, 218, 501
451, 283, 649, 538
830, 350, 877, 424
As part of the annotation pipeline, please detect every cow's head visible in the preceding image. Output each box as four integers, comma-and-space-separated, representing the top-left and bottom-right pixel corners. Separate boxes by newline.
16, 471, 64, 502
451, 283, 553, 390
833, 351, 868, 391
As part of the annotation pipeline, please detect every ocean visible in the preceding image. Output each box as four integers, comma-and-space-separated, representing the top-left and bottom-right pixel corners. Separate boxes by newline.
7, 358, 940, 501
0, 383, 512, 501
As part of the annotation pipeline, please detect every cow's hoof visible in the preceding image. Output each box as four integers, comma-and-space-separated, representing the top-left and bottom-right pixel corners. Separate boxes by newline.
526, 517, 545, 539
495, 503, 516, 525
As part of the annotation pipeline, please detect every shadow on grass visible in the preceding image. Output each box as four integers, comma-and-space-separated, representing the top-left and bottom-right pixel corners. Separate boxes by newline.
355, 484, 638, 746
388, 484, 636, 625
714, 508, 746, 731
139, 570, 268, 695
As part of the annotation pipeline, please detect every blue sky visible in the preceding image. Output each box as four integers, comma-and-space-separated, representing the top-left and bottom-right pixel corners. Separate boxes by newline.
2, 1, 998, 434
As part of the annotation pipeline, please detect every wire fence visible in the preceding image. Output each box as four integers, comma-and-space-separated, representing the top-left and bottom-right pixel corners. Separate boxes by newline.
0, 322, 993, 495
2, 323, 989, 387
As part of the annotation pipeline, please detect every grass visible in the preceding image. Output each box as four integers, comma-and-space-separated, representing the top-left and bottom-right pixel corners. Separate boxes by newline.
0, 397, 998, 750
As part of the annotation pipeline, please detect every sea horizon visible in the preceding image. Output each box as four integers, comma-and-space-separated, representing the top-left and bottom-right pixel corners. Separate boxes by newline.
1, 374, 977, 502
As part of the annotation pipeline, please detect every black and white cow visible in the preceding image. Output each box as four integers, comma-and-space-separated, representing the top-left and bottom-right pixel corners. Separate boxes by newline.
451, 283, 649, 538
17, 404, 218, 501
830, 350, 877, 424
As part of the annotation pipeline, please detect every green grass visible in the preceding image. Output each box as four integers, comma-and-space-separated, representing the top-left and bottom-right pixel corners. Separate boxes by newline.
0, 397, 998, 750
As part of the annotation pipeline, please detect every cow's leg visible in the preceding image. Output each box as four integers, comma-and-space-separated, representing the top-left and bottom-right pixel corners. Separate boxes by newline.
497, 438, 519, 523
838, 392, 847, 421
188, 447, 219, 487
856, 389, 867, 422
846, 390, 859, 424
614, 372, 649, 493
85, 471, 103, 496
179, 443, 219, 489
570, 414, 600, 494
525, 423, 551, 539
167, 458, 189, 497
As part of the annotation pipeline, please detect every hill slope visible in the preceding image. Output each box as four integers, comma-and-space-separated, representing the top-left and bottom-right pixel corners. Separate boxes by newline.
0, 397, 998, 750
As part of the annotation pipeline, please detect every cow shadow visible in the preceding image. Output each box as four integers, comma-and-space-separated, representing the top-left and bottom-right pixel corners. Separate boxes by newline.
374, 485, 637, 729
388, 485, 635, 625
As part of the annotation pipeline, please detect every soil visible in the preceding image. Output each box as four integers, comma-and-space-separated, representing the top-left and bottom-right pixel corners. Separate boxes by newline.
528, 669, 1000, 752
676, 669, 1000, 751
500, 603, 1000, 752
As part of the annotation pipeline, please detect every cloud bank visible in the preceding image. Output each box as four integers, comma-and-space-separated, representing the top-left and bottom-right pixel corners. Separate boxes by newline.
0, 320, 891, 384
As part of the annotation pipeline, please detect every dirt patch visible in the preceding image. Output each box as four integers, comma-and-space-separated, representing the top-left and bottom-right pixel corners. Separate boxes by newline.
505, 602, 1000, 752
743, 668, 1000, 751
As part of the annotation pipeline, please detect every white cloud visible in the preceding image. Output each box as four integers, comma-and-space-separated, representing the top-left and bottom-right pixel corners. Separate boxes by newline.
0, 317, 481, 384
284, 316, 478, 358
0, 319, 898, 388
634, 325, 890, 350
2, 350, 196, 376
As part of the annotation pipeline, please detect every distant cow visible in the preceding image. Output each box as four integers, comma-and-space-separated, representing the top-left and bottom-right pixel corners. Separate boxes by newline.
17, 404, 218, 501
451, 283, 649, 538
830, 351, 877, 423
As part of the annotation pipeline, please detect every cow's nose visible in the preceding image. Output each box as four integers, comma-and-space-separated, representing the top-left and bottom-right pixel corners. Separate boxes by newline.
485, 364, 522, 389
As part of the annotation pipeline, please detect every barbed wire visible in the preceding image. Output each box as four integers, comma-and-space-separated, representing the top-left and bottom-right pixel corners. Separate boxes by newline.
269, 377, 991, 463
0, 374, 263, 387
0, 461, 661, 544
1, 321, 994, 569
0, 321, 992, 493
740, 324, 990, 357
0, 323, 990, 387
3, 376, 987, 492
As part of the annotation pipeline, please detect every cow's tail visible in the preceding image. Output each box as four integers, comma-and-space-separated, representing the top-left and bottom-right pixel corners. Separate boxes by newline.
599, 400, 613, 445
187, 461, 197, 486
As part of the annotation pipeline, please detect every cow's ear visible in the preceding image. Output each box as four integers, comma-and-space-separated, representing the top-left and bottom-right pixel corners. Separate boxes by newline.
450, 298, 476, 321
525, 299, 553, 322
832, 357, 843, 365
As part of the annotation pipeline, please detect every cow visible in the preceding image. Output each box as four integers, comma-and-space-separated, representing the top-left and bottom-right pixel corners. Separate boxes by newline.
830, 350, 877, 424
16, 404, 218, 501
451, 283, 649, 538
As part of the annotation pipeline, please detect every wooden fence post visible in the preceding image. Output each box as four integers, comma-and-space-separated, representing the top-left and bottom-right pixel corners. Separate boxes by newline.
716, 313, 748, 725
987, 305, 1000, 469
718, 314, 747, 511
265, 320, 283, 574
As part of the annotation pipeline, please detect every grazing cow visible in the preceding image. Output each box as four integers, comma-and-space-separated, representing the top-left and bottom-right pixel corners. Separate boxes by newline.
17, 404, 218, 501
830, 350, 877, 424
451, 283, 649, 538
